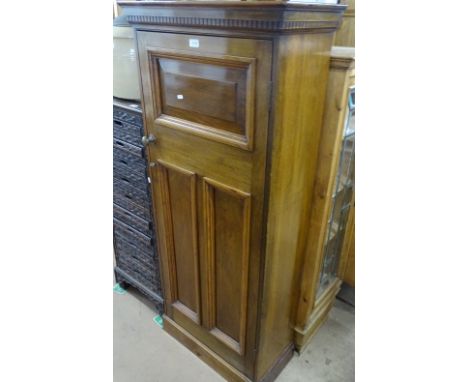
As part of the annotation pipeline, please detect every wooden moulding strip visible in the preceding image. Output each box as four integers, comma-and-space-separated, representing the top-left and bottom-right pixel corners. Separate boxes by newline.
293, 278, 342, 352
163, 315, 251, 382
256, 343, 294, 382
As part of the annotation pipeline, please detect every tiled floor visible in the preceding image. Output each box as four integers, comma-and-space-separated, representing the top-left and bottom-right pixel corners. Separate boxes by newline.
114, 287, 354, 382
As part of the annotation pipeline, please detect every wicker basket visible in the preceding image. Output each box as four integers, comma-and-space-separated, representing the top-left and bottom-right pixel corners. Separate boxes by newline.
113, 108, 143, 126
114, 218, 153, 253
114, 178, 149, 207
113, 119, 143, 147
113, 100, 163, 311
113, 145, 146, 174
114, 234, 156, 270
114, 203, 153, 237
113, 193, 152, 221
113, 163, 148, 192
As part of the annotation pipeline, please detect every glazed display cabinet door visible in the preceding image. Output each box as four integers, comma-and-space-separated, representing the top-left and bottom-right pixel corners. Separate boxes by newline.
137, 31, 272, 375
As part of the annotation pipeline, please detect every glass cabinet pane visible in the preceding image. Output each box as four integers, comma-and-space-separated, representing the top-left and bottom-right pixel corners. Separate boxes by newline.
317, 88, 355, 296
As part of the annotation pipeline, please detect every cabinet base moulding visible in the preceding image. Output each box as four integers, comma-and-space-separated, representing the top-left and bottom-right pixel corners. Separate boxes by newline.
163, 316, 294, 382
293, 278, 342, 353
257, 344, 294, 382
163, 316, 251, 382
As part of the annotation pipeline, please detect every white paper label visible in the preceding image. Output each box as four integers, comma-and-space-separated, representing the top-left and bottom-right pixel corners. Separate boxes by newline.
177, 94, 184, 100
189, 39, 199, 48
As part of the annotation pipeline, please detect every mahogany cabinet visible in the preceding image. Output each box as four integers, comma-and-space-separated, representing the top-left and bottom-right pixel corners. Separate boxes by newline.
118, 1, 346, 381
293, 47, 355, 352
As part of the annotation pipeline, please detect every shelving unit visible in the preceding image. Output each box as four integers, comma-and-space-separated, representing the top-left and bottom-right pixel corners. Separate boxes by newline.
113, 98, 164, 313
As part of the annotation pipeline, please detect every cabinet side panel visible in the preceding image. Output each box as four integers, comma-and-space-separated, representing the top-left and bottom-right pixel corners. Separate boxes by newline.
294, 66, 354, 329
256, 32, 334, 380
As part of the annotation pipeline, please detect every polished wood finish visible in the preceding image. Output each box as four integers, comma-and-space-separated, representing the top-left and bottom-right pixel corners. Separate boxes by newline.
119, 1, 345, 380
256, 31, 335, 379
156, 160, 201, 323
164, 316, 251, 382
149, 49, 256, 150
203, 177, 252, 355
293, 46, 354, 352
334, 0, 355, 47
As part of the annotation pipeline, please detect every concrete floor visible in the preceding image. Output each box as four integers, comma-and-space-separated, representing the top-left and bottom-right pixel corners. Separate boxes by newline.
114, 288, 354, 382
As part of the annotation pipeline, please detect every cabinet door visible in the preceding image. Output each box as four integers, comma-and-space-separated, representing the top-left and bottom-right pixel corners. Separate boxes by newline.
137, 31, 272, 375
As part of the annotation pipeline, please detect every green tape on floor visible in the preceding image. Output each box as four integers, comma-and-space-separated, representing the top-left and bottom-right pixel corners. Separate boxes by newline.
113, 283, 127, 295
153, 315, 164, 328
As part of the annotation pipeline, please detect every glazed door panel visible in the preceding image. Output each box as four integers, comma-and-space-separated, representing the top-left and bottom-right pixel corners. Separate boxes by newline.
138, 31, 272, 374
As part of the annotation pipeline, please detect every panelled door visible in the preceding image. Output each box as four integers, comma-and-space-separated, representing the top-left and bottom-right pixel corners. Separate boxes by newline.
137, 31, 272, 375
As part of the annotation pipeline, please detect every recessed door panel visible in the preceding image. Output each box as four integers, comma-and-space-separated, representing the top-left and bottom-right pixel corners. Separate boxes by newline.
203, 177, 251, 355
155, 160, 200, 323
148, 49, 256, 150
158, 58, 246, 130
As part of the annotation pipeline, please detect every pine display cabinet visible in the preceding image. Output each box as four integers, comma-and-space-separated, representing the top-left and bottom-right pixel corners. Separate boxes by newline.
293, 46, 355, 352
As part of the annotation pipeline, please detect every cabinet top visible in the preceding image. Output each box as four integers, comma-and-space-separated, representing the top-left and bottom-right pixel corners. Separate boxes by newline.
330, 46, 355, 70
117, 1, 344, 10
118, 1, 346, 34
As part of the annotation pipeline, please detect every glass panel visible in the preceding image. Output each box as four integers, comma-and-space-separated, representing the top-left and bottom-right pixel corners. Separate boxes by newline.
345, 88, 355, 136
317, 88, 355, 296
345, 109, 355, 137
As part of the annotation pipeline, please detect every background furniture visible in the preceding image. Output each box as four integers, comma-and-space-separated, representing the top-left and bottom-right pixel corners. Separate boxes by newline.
335, 0, 355, 47
113, 98, 164, 313
119, 1, 346, 381
294, 47, 355, 352
113, 17, 141, 101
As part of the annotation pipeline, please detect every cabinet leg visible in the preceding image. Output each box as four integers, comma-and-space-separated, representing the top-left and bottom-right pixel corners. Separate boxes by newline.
115, 271, 130, 290
118, 279, 130, 289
